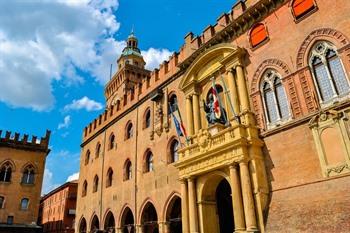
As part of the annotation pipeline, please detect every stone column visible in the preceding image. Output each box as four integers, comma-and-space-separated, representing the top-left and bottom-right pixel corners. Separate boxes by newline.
188, 178, 199, 233
229, 164, 246, 231
186, 95, 194, 136
239, 161, 258, 231
116, 227, 122, 233
181, 179, 190, 233
235, 64, 250, 112
226, 69, 240, 116
192, 92, 201, 133
163, 88, 169, 131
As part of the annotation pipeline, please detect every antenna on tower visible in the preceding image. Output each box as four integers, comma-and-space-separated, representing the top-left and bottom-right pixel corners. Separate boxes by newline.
109, 64, 113, 80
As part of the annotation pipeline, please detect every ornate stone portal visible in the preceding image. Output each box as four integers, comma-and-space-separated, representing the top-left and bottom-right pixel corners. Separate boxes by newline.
174, 44, 269, 233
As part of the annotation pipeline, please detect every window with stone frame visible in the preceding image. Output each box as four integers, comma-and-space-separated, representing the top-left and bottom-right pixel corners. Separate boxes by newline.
20, 198, 29, 210
309, 41, 350, 105
82, 180, 87, 197
0, 162, 13, 182
261, 69, 291, 127
169, 139, 180, 163
109, 133, 116, 150
95, 142, 101, 158
124, 159, 132, 181
106, 168, 113, 188
84, 150, 90, 165
93, 175, 99, 193
0, 196, 4, 209
250, 23, 268, 48
125, 122, 133, 139
144, 151, 154, 173
21, 165, 35, 184
291, 0, 316, 20
143, 108, 151, 129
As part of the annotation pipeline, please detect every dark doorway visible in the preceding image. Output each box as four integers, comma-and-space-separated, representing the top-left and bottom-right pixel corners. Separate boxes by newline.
90, 215, 100, 233
121, 208, 135, 233
141, 202, 158, 233
167, 196, 182, 233
216, 179, 234, 233
79, 218, 87, 233
104, 212, 115, 233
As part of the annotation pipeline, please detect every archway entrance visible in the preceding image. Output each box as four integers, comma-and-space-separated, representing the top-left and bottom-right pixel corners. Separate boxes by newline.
79, 218, 87, 233
166, 196, 182, 233
141, 202, 158, 233
104, 211, 115, 233
121, 207, 135, 233
216, 179, 234, 233
91, 215, 100, 233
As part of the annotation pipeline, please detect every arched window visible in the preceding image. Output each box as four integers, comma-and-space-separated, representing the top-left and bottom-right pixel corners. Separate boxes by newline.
106, 168, 113, 188
126, 122, 133, 139
169, 139, 180, 163
144, 108, 151, 129
144, 151, 154, 173
109, 133, 115, 150
309, 41, 350, 103
168, 94, 178, 113
95, 142, 101, 158
0, 196, 4, 209
291, 0, 316, 20
261, 70, 290, 126
124, 160, 132, 181
0, 162, 12, 182
84, 150, 90, 165
250, 23, 268, 48
20, 198, 29, 210
93, 175, 99, 193
21, 165, 35, 184
82, 181, 87, 197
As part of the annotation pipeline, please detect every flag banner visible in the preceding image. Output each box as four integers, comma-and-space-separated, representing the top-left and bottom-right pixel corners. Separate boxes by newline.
211, 84, 222, 119
169, 103, 188, 141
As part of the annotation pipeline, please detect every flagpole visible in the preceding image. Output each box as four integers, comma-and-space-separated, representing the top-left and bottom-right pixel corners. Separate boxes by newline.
169, 104, 185, 148
220, 74, 240, 123
174, 99, 190, 145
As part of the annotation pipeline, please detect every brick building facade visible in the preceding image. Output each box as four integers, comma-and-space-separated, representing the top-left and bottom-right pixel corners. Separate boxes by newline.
76, 0, 350, 232
39, 181, 78, 233
0, 130, 50, 233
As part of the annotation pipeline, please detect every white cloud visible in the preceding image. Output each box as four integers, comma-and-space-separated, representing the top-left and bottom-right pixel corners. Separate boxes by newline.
58, 115, 71, 129
64, 96, 103, 112
142, 48, 173, 71
66, 172, 79, 182
0, 0, 172, 111
42, 168, 60, 195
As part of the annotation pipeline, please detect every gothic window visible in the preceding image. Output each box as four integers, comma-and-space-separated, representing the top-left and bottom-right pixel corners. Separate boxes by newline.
168, 94, 178, 113
0, 162, 12, 182
109, 133, 115, 150
0, 196, 4, 209
20, 198, 29, 210
291, 0, 316, 20
106, 168, 113, 188
250, 23, 268, 48
144, 151, 154, 173
144, 108, 151, 129
96, 142, 101, 158
124, 160, 132, 181
21, 165, 35, 184
261, 70, 291, 126
126, 122, 133, 139
82, 181, 87, 197
309, 41, 350, 104
84, 150, 90, 165
169, 139, 180, 163
93, 175, 99, 193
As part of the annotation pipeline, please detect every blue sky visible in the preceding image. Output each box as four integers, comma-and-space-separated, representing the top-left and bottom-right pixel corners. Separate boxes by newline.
0, 0, 236, 194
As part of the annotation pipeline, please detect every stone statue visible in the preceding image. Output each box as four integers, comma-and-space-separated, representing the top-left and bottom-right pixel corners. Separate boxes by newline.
203, 93, 227, 125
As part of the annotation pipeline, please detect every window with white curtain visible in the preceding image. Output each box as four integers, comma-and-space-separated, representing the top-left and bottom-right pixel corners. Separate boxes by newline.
309, 41, 350, 103
261, 70, 291, 127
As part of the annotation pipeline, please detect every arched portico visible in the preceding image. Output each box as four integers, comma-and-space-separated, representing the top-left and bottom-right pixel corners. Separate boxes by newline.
104, 211, 115, 233
120, 206, 135, 233
79, 217, 87, 233
90, 215, 100, 233
164, 193, 182, 233
140, 202, 159, 233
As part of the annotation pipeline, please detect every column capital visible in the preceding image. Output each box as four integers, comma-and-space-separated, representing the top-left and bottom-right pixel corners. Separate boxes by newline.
179, 178, 188, 184
186, 95, 192, 100
229, 163, 238, 170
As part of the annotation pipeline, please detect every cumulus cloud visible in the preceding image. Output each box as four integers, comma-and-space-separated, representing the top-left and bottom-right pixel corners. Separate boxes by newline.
64, 96, 103, 112
0, 0, 171, 111
66, 172, 79, 182
58, 115, 71, 129
142, 48, 173, 71
42, 168, 60, 195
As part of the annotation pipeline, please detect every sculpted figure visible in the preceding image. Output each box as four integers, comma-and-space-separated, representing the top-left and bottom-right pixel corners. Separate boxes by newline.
203, 93, 227, 125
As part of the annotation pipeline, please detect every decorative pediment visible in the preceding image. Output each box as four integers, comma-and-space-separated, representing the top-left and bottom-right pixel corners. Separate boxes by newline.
179, 43, 245, 93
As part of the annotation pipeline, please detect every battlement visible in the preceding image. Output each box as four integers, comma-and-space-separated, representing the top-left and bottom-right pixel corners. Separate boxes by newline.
82, 0, 287, 142
0, 130, 51, 152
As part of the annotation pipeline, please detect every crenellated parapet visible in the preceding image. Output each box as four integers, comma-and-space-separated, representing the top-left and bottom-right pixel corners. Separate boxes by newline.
82, 0, 287, 143
0, 130, 51, 153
